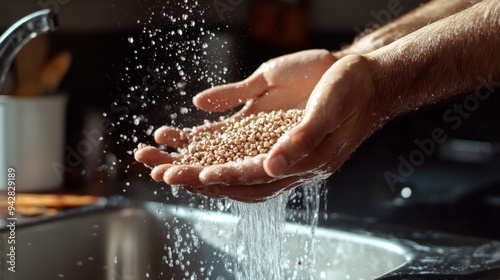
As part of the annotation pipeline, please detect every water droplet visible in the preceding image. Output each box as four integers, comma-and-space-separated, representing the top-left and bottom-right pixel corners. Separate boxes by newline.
171, 185, 180, 197
179, 107, 189, 114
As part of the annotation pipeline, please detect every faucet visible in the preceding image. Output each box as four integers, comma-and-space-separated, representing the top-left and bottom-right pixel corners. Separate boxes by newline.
0, 9, 58, 92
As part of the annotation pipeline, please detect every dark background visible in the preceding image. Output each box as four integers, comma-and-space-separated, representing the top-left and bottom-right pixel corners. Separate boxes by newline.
1, 0, 499, 240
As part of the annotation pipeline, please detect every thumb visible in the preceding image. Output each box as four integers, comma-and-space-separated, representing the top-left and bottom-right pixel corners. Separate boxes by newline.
263, 67, 353, 177
193, 71, 268, 112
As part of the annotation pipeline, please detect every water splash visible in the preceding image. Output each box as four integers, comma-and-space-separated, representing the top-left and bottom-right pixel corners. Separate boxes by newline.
231, 194, 288, 280
113, 0, 232, 182
286, 180, 324, 280
228, 180, 325, 280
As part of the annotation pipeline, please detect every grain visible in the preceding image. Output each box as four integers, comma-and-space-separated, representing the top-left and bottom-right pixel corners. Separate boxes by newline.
174, 109, 304, 166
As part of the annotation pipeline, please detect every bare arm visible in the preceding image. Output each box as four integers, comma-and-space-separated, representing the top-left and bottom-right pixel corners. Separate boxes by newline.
366, 0, 500, 118
337, 0, 484, 57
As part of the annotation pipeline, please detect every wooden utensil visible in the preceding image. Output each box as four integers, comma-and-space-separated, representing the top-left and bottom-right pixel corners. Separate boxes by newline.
40, 50, 72, 95
14, 34, 49, 97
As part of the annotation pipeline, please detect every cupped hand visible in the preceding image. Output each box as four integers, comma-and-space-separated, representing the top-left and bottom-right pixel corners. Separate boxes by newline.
135, 53, 386, 203
136, 49, 337, 167
192, 49, 337, 114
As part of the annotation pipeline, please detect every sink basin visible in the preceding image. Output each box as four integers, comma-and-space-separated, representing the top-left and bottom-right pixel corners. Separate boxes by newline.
1, 197, 499, 279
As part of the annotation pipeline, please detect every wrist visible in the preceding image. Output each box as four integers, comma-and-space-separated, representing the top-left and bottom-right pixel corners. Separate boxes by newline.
333, 54, 389, 129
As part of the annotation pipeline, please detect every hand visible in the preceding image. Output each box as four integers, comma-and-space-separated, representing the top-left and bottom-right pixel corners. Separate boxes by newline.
193, 49, 337, 113
135, 53, 383, 202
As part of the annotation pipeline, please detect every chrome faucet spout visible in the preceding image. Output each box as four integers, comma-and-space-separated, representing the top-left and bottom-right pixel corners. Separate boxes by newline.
0, 9, 59, 92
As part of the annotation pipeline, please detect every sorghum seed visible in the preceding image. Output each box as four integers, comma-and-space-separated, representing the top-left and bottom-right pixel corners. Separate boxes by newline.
174, 109, 304, 166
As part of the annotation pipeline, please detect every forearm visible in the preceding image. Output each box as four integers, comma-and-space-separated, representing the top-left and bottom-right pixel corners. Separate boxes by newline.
336, 0, 483, 57
366, 0, 500, 118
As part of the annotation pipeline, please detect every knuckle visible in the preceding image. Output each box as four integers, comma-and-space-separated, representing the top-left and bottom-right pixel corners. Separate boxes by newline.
291, 131, 317, 157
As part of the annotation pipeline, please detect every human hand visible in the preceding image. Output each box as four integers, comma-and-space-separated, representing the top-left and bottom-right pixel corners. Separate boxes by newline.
135, 53, 384, 202
151, 49, 337, 150
192, 49, 337, 114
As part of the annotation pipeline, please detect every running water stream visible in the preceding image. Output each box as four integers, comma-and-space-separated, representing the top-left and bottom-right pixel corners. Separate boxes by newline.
231, 195, 288, 280
231, 180, 324, 280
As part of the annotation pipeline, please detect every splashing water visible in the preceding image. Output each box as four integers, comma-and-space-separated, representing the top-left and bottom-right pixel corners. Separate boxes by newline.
230, 180, 325, 280
287, 180, 325, 280
117, 0, 232, 178
231, 194, 288, 280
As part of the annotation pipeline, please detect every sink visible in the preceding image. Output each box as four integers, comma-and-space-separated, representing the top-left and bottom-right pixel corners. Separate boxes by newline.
1, 197, 499, 280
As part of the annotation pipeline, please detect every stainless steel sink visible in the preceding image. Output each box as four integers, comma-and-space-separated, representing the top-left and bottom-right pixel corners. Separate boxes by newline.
1, 197, 499, 280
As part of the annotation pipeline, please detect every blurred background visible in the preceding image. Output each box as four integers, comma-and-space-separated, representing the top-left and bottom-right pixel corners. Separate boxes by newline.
1, 0, 499, 240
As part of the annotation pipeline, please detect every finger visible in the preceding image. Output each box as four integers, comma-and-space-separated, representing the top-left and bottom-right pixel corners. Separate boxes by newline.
181, 185, 224, 199
151, 164, 173, 182
134, 146, 178, 166
198, 154, 272, 185
263, 66, 353, 177
192, 184, 226, 199
163, 165, 204, 186
285, 123, 354, 177
193, 71, 268, 112
154, 126, 187, 147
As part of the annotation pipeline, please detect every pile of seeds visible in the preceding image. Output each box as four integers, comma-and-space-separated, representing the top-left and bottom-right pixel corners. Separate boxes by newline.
174, 109, 304, 166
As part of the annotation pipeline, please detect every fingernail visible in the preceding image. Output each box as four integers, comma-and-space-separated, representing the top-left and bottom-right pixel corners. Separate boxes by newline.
268, 154, 288, 177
